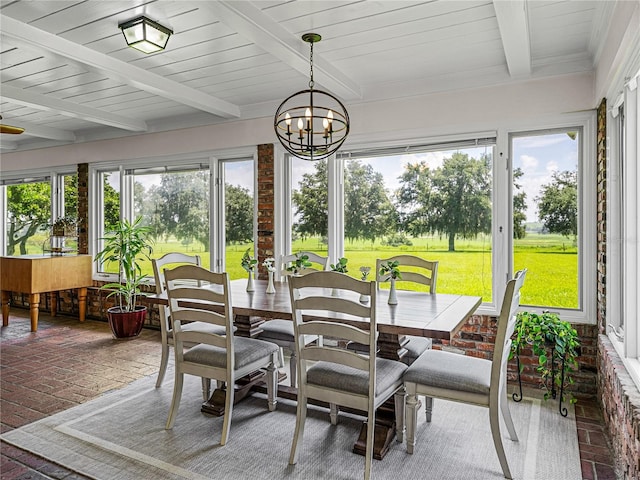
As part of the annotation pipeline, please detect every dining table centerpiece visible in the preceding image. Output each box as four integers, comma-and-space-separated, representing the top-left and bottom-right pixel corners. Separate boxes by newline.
379, 260, 402, 305
330, 257, 348, 296
241, 248, 258, 292
263, 257, 276, 294
359, 266, 371, 303
286, 253, 312, 275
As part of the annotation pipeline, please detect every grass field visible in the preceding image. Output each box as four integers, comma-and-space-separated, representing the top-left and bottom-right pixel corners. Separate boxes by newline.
20, 232, 578, 309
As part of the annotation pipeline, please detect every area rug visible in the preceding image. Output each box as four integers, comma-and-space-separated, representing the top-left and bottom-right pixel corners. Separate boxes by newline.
1, 372, 581, 480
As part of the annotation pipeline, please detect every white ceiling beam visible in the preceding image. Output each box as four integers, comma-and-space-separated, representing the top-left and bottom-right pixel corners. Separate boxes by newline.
493, 0, 531, 78
8, 119, 76, 141
2, 85, 147, 132
0, 15, 241, 119
204, 1, 362, 100
0, 141, 18, 151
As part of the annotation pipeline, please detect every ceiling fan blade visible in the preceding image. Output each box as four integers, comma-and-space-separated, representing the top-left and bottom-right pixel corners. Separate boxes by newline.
0, 116, 25, 134
0, 124, 25, 134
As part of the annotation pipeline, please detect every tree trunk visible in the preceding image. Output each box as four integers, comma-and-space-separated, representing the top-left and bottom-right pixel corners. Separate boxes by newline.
448, 232, 455, 252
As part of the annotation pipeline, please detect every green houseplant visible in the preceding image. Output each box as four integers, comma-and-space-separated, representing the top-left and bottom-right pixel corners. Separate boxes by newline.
379, 260, 402, 305
330, 257, 349, 273
95, 217, 154, 338
510, 311, 580, 414
286, 253, 312, 275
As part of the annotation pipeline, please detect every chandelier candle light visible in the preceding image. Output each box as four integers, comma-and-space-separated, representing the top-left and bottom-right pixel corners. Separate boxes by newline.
274, 33, 350, 161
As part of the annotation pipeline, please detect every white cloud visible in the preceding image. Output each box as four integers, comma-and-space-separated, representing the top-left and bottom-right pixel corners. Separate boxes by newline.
520, 154, 538, 170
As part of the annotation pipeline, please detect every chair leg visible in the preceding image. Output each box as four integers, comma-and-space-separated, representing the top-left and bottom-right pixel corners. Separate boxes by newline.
278, 347, 286, 369
289, 350, 297, 388
155, 343, 169, 388
490, 402, 513, 479
425, 396, 433, 422
394, 388, 405, 443
201, 378, 211, 401
165, 371, 184, 429
364, 408, 376, 480
329, 403, 339, 425
266, 358, 278, 412
289, 392, 308, 465
500, 382, 519, 441
220, 376, 234, 446
406, 391, 419, 454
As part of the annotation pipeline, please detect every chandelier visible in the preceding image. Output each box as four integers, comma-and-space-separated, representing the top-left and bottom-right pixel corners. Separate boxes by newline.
274, 33, 350, 161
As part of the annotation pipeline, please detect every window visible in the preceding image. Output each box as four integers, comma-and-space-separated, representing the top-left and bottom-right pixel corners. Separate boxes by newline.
511, 128, 581, 310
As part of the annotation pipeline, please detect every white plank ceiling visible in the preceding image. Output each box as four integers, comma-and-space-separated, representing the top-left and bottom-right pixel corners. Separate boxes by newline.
0, 0, 613, 152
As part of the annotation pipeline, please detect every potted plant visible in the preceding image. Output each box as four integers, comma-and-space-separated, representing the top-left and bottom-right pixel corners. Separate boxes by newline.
510, 311, 580, 415
241, 248, 258, 292
52, 216, 79, 236
330, 257, 349, 273
262, 257, 276, 294
379, 260, 402, 305
95, 217, 154, 339
286, 253, 312, 275
359, 266, 371, 303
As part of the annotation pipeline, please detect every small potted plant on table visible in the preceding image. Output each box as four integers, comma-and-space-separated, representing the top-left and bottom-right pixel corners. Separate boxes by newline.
379, 260, 402, 305
95, 217, 154, 339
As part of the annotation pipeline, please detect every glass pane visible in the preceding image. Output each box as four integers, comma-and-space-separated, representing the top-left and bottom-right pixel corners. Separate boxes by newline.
97, 171, 121, 274
133, 169, 211, 279
344, 146, 494, 302
291, 157, 328, 257
224, 160, 254, 280
512, 130, 579, 309
6, 181, 51, 255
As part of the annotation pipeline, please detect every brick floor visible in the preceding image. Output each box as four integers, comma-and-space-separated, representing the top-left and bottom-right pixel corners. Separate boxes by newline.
0, 309, 621, 479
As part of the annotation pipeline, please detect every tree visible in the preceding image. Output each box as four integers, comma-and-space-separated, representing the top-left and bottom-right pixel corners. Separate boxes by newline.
513, 167, 527, 239
344, 161, 396, 243
6, 182, 51, 255
292, 160, 328, 239
103, 174, 120, 231
150, 171, 210, 251
396, 152, 492, 251
536, 170, 577, 238
225, 184, 254, 244
395, 161, 433, 236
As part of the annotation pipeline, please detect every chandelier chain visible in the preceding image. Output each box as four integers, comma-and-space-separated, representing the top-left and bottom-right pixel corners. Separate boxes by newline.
309, 41, 314, 89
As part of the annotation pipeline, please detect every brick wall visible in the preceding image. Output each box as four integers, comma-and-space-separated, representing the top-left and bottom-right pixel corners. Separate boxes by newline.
594, 97, 640, 478
256, 143, 275, 280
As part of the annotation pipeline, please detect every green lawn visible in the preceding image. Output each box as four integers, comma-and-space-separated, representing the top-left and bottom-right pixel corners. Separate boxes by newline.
20, 232, 578, 309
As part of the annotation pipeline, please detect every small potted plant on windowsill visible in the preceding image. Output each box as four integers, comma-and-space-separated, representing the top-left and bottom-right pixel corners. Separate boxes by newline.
510, 310, 580, 415
95, 217, 154, 339
379, 260, 402, 305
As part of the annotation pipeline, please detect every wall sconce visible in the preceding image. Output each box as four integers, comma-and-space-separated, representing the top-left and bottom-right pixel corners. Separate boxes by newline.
118, 16, 173, 54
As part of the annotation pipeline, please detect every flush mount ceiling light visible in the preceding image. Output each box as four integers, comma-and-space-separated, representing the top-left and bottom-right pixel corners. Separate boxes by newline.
274, 33, 349, 161
118, 16, 173, 54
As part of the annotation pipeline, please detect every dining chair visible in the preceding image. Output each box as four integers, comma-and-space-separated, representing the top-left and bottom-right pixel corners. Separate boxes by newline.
164, 265, 279, 445
152, 252, 225, 394
287, 271, 407, 480
256, 251, 329, 387
375, 255, 439, 364
403, 269, 527, 479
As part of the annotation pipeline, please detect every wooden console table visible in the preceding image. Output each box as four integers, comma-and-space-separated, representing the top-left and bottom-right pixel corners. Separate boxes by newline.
1, 255, 93, 332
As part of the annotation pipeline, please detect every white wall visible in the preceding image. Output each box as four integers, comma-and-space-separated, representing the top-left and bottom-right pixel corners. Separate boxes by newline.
1, 72, 595, 173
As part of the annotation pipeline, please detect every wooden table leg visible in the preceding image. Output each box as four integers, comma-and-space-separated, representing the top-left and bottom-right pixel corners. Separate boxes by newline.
78, 287, 87, 322
50, 292, 57, 317
1, 290, 10, 327
29, 293, 40, 332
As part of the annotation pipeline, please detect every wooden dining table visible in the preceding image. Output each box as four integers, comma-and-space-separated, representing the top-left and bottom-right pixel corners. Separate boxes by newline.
148, 278, 482, 459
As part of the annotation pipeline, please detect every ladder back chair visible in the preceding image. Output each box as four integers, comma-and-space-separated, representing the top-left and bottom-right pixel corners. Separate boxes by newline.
288, 271, 407, 480
256, 251, 329, 387
153, 252, 228, 391
375, 255, 440, 364
403, 269, 527, 479
164, 265, 279, 446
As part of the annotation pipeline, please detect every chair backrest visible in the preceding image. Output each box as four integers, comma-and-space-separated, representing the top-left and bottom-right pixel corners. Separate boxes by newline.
375, 254, 438, 294
490, 269, 527, 393
164, 265, 234, 368
280, 251, 330, 278
288, 271, 378, 397
152, 252, 202, 295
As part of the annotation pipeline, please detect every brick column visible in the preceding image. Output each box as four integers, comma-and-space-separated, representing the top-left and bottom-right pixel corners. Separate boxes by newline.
256, 144, 274, 279
77, 163, 89, 255
596, 99, 607, 333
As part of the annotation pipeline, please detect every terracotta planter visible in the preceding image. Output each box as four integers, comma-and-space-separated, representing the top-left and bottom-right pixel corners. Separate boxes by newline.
107, 306, 147, 339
